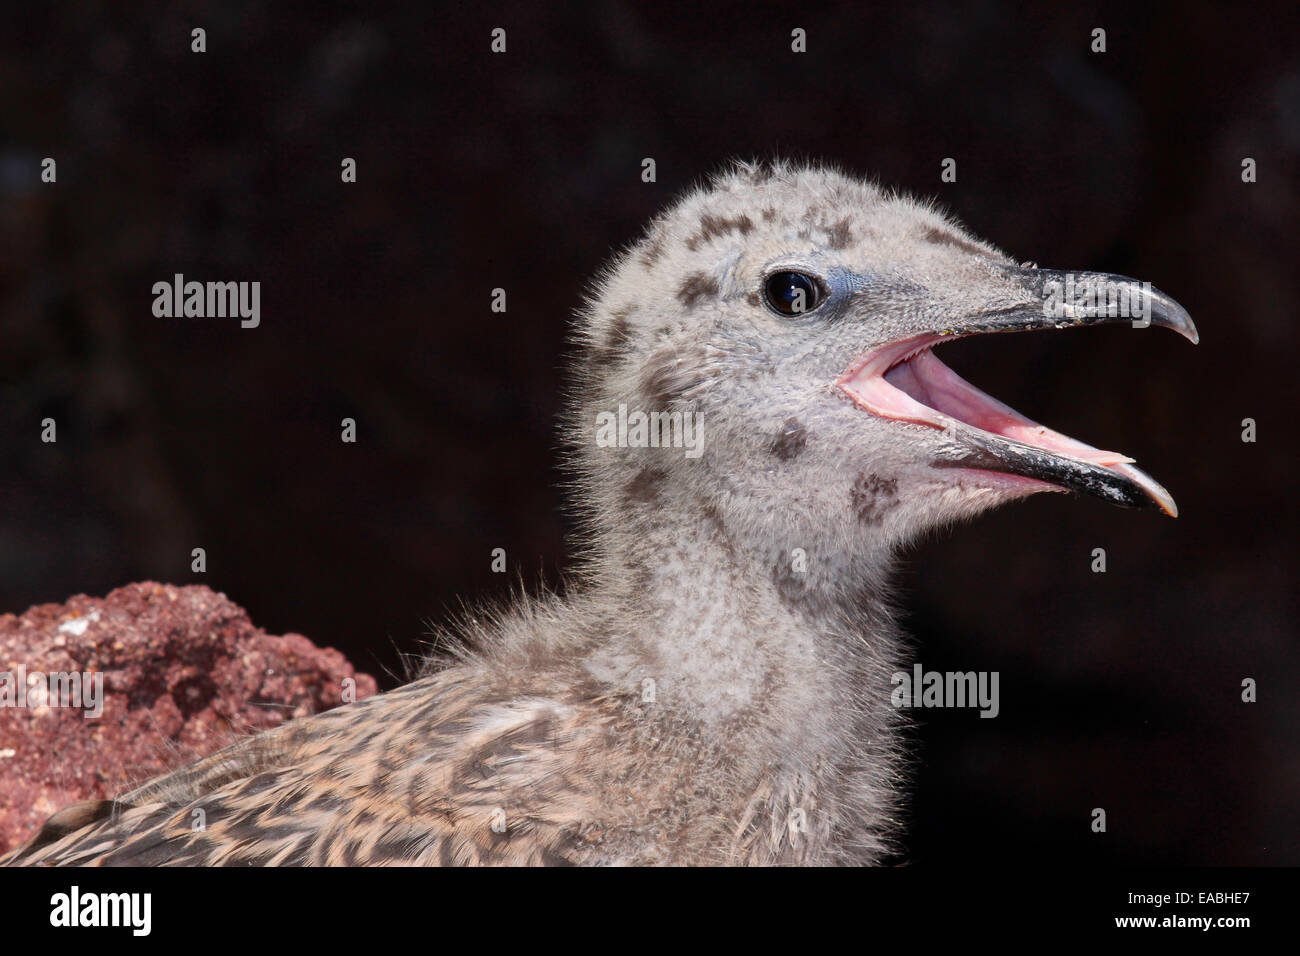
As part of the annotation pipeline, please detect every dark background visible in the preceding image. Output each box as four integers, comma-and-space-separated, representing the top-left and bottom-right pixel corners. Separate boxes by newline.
1, 1, 1295, 865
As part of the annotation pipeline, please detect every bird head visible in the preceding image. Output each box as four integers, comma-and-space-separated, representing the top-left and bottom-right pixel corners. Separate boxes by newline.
572, 161, 1197, 559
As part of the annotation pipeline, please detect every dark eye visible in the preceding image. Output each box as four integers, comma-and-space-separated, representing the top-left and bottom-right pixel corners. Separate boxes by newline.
763, 271, 825, 316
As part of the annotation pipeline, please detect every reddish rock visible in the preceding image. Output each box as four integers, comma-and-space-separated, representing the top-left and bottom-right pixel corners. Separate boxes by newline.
0, 582, 378, 853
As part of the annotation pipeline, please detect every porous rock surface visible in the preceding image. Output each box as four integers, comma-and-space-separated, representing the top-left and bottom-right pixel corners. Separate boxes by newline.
0, 582, 377, 853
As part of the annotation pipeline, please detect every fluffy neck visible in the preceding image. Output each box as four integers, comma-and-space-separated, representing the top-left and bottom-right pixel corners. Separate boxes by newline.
580, 482, 904, 756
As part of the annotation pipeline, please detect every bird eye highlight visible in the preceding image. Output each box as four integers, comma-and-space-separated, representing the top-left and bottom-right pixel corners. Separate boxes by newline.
763, 271, 825, 316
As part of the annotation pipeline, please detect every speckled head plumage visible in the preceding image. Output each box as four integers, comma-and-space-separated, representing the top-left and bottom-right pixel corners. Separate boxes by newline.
570, 159, 1195, 590
5, 160, 1196, 867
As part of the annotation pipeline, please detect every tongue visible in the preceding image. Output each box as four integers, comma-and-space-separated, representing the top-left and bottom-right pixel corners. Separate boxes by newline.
884, 349, 1135, 468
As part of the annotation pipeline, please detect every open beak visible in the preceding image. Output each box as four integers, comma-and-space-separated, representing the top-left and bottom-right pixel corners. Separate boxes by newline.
838, 267, 1199, 516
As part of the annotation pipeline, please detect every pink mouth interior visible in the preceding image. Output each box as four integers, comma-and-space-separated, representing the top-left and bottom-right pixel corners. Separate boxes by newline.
838, 335, 1134, 468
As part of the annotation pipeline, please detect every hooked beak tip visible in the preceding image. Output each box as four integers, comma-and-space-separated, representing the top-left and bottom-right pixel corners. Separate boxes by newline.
1148, 287, 1199, 345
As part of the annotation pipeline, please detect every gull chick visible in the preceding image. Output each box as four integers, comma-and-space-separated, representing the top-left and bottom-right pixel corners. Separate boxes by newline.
6, 161, 1197, 866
